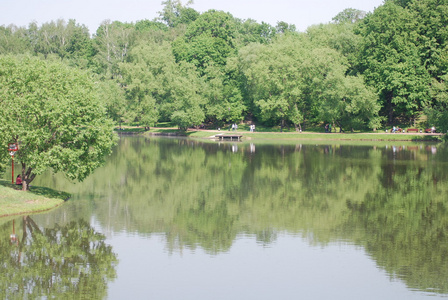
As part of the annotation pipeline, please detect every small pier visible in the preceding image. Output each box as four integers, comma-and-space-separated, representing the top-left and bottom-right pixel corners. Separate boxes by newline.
215, 134, 243, 141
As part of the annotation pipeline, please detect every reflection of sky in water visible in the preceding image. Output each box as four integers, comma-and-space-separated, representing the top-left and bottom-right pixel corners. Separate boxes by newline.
105, 231, 429, 300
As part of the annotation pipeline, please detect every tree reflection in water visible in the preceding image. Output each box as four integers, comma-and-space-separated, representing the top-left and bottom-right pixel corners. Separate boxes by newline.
0, 217, 118, 299
26, 137, 448, 296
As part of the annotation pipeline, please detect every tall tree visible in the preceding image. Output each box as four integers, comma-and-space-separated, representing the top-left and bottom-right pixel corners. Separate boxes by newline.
332, 8, 367, 24
0, 25, 31, 54
425, 75, 448, 132
239, 34, 379, 131
26, 19, 92, 64
234, 19, 276, 46
307, 22, 362, 74
171, 10, 244, 126
238, 36, 307, 131
96, 79, 127, 127
158, 0, 199, 27
408, 0, 448, 79
356, 1, 431, 125
275, 21, 297, 34
120, 41, 205, 129
0, 55, 117, 190
201, 62, 245, 125
317, 71, 381, 131
92, 20, 135, 77
172, 10, 237, 73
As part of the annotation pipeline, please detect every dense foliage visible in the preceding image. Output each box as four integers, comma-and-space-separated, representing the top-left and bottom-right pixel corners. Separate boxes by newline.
0, 0, 447, 132
0, 56, 117, 190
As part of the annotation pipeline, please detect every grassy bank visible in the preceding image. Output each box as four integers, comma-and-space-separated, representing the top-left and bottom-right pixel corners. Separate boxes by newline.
0, 180, 70, 218
115, 125, 443, 142
181, 129, 443, 142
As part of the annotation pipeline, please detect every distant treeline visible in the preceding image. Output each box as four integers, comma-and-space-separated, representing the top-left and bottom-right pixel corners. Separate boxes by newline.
1, 0, 447, 132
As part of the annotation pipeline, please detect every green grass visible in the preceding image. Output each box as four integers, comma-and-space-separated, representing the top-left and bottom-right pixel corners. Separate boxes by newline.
0, 180, 70, 218
111, 122, 447, 143
166, 129, 443, 142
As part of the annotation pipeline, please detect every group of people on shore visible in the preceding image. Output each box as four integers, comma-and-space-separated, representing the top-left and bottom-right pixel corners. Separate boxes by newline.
324, 123, 344, 133
230, 123, 256, 132
391, 126, 436, 133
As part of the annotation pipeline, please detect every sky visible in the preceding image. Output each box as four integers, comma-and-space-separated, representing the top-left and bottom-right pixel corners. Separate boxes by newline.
1, 0, 385, 34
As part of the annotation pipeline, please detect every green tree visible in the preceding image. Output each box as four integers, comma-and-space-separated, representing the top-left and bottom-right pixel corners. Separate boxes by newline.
135, 19, 168, 32
425, 74, 448, 132
96, 79, 127, 127
158, 0, 199, 28
408, 0, 448, 80
387, 0, 414, 8
234, 19, 276, 46
356, 1, 431, 125
28, 19, 92, 63
307, 22, 362, 73
202, 62, 245, 126
238, 38, 303, 130
332, 8, 366, 24
0, 55, 117, 191
170, 10, 244, 126
92, 20, 135, 77
317, 72, 382, 131
275, 21, 297, 34
0, 25, 32, 55
120, 41, 205, 129
303, 46, 381, 131
133, 19, 187, 51
239, 34, 377, 131
172, 10, 237, 73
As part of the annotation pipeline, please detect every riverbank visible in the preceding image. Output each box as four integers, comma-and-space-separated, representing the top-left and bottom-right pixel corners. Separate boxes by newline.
140, 127, 444, 142
0, 180, 70, 218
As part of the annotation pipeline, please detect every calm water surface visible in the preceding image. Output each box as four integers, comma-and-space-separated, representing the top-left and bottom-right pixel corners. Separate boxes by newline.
1, 136, 448, 299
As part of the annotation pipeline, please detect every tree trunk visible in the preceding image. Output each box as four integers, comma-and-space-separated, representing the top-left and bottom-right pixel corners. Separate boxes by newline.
22, 181, 27, 192
21, 163, 36, 191
386, 92, 394, 124
336, 121, 344, 133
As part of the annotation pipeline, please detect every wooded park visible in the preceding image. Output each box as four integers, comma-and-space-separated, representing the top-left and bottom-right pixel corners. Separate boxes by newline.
1, 0, 447, 132
1, 0, 448, 187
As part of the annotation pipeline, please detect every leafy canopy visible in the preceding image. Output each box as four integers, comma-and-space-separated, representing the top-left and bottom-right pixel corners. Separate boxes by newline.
0, 55, 117, 190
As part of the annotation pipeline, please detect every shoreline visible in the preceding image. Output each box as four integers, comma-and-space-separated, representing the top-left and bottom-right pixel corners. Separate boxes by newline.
0, 181, 70, 219
138, 128, 444, 142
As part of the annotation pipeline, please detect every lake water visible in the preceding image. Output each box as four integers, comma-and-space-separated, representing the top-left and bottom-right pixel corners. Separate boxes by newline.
1, 135, 448, 299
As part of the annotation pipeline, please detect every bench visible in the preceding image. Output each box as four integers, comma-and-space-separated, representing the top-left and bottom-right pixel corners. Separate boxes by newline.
425, 128, 435, 133
407, 128, 419, 133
